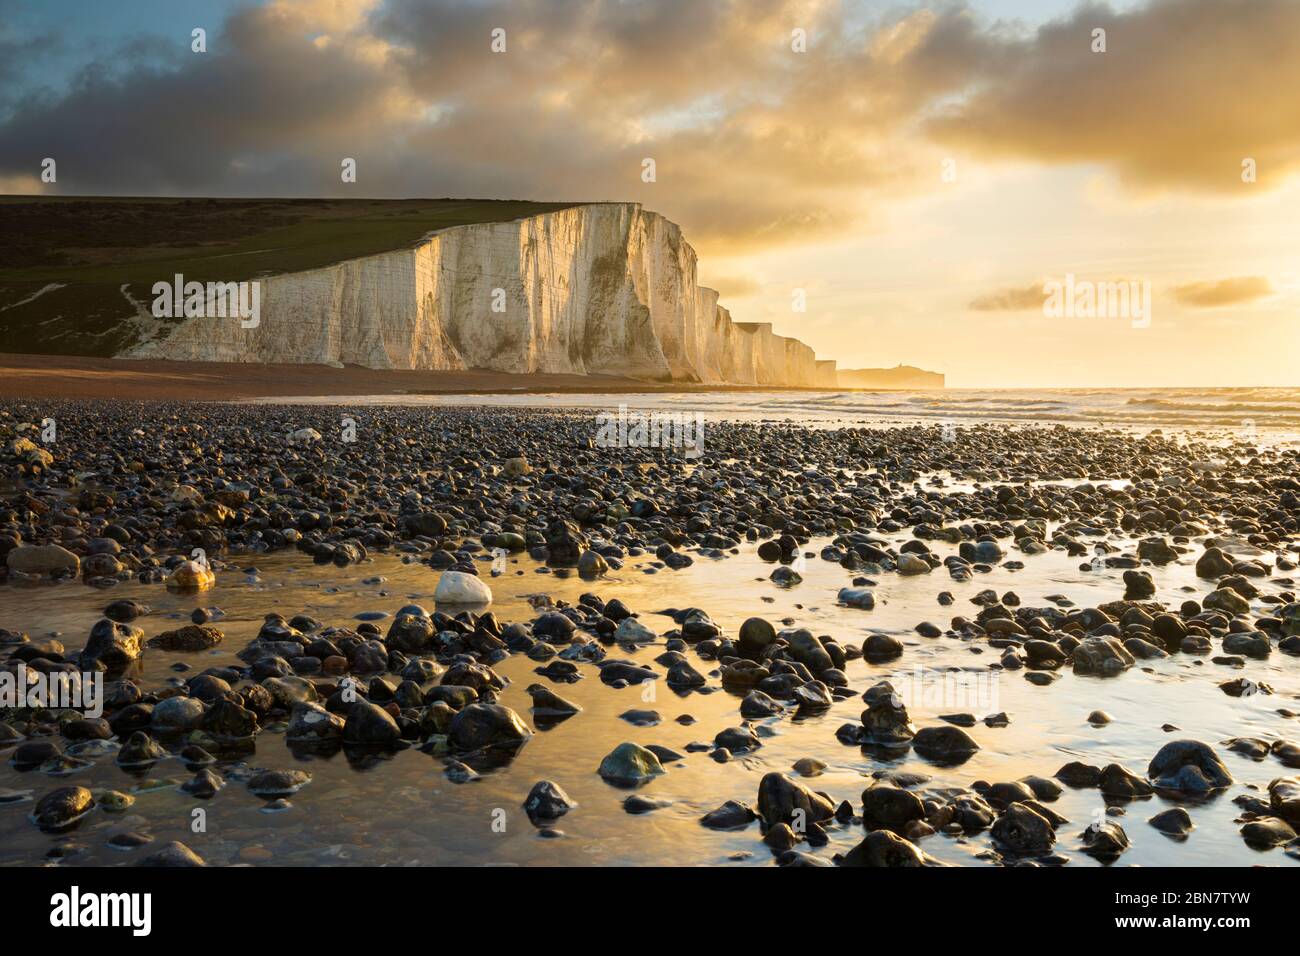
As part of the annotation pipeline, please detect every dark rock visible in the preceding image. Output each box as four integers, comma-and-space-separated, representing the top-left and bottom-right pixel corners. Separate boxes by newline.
756, 772, 834, 826
523, 780, 575, 822
1148, 807, 1195, 837
912, 725, 980, 764
343, 700, 402, 746
992, 802, 1056, 855
32, 786, 93, 831
1147, 739, 1232, 793
839, 829, 927, 867
448, 703, 532, 752
861, 785, 925, 830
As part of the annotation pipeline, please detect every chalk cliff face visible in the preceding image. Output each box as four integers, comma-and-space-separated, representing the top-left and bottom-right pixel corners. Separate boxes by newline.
122, 203, 834, 387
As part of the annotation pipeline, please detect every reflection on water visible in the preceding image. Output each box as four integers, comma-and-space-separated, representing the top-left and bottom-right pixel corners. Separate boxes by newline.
3, 525, 1298, 867
247, 386, 1300, 436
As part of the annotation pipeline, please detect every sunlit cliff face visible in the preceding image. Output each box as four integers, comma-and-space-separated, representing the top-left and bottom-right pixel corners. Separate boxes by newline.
2, 0, 1298, 386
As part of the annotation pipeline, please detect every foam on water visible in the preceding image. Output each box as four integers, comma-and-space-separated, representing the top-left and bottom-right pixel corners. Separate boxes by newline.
249, 387, 1300, 437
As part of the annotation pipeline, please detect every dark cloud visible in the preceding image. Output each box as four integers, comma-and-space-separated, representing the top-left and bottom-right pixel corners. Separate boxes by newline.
1, 0, 1295, 253
0, 1, 62, 116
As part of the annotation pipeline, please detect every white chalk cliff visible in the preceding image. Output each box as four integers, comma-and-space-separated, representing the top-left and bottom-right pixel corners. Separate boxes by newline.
122, 202, 836, 386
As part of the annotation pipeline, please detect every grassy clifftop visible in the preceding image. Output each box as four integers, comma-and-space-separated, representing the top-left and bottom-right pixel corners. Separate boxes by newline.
0, 196, 582, 355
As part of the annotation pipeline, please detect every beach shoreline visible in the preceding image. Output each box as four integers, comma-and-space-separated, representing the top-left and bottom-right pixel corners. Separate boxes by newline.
0, 353, 925, 402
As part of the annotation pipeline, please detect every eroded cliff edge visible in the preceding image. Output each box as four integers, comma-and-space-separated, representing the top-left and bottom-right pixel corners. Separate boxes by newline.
121, 203, 834, 386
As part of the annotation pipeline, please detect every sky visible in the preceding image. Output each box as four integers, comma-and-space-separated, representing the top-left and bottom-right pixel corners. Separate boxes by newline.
1, 0, 1297, 388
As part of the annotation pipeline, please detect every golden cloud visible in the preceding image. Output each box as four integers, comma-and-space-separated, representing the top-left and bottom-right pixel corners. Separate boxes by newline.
968, 282, 1047, 311
1170, 275, 1275, 307
927, 0, 1300, 193
3, 0, 1298, 257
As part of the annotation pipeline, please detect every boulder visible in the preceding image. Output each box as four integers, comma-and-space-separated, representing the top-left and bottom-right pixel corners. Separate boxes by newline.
6, 544, 79, 576
913, 725, 980, 763
1204, 588, 1249, 616
200, 698, 259, 740
614, 617, 657, 644
861, 785, 926, 830
839, 829, 927, 867
32, 786, 94, 832
700, 799, 756, 830
1195, 547, 1235, 578
448, 703, 532, 752
1081, 821, 1130, 859
523, 780, 575, 822
150, 696, 206, 732
785, 630, 833, 674
1072, 636, 1136, 676
1147, 740, 1232, 793
287, 702, 345, 741
167, 560, 215, 591
342, 700, 402, 745
433, 570, 492, 605
80, 618, 143, 669
138, 841, 206, 867
247, 769, 311, 797
756, 771, 834, 826
992, 802, 1056, 855
577, 550, 608, 579
598, 742, 665, 785
838, 587, 876, 610
860, 681, 915, 745
1148, 807, 1195, 837
862, 633, 904, 663
737, 617, 777, 659
1240, 817, 1296, 848
1268, 777, 1300, 825
148, 624, 223, 651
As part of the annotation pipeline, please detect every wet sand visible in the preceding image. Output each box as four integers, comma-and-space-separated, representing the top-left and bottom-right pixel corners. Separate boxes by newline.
2, 400, 1299, 868
2, 542, 1298, 867
0, 354, 842, 402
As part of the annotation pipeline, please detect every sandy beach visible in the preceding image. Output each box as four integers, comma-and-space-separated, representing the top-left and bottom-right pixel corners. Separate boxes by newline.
0, 353, 791, 401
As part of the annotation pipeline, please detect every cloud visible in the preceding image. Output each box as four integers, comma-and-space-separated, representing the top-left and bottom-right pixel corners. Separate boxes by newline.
968, 282, 1046, 311
0, 0, 990, 251
0, 0, 61, 115
928, 0, 1300, 193
1170, 275, 1274, 307
0, 0, 1297, 257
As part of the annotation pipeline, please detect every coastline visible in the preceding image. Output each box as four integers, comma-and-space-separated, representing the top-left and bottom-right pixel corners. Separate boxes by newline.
0, 353, 932, 402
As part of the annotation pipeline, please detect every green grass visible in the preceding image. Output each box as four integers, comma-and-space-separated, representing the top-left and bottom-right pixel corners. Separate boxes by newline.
0, 196, 585, 355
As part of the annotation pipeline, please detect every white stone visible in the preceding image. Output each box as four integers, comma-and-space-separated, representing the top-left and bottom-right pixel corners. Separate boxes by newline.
614, 617, 656, 643
897, 553, 931, 575
6, 544, 80, 575
434, 570, 493, 605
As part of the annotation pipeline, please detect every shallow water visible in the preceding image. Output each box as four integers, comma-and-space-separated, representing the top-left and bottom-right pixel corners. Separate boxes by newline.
249, 386, 1300, 436
3, 516, 1298, 867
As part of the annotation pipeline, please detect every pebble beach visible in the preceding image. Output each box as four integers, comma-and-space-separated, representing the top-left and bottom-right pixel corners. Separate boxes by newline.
2, 395, 1300, 867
